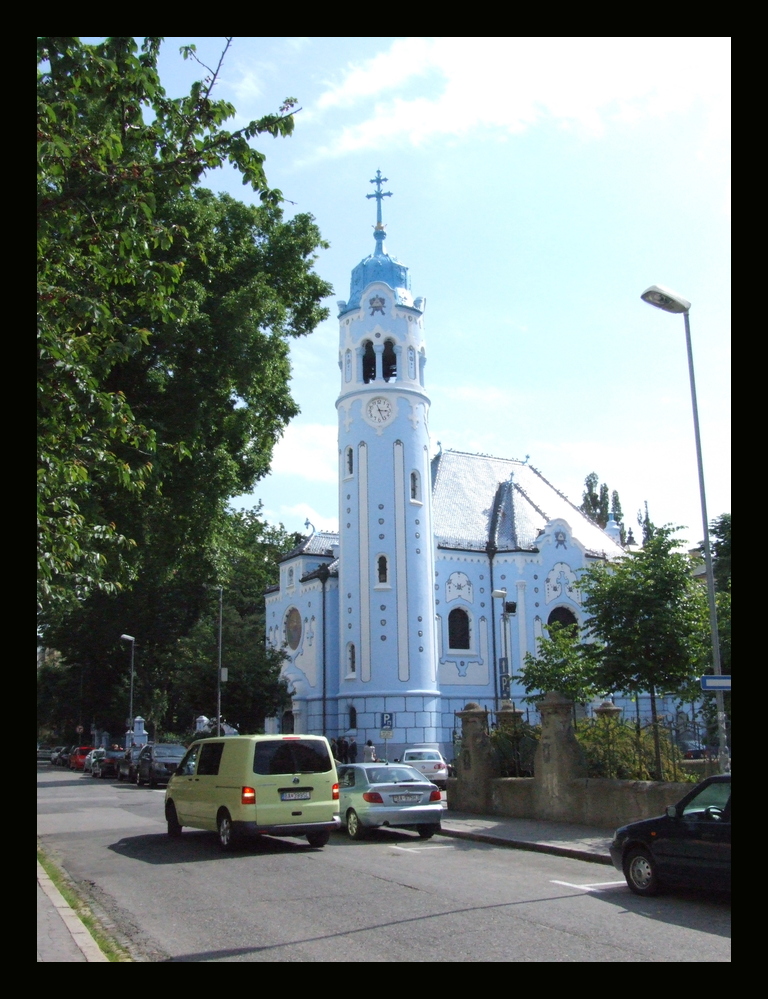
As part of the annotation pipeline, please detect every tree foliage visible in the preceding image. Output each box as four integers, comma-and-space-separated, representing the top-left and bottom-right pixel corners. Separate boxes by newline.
580, 472, 625, 543
518, 623, 600, 707
37, 37, 324, 611
577, 526, 708, 776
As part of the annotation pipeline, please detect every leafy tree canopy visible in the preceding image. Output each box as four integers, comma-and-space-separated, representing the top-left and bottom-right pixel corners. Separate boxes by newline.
580, 472, 625, 543
518, 623, 601, 707
37, 37, 326, 611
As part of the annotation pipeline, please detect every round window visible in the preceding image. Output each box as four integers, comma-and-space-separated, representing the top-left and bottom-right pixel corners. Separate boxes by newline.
284, 608, 302, 650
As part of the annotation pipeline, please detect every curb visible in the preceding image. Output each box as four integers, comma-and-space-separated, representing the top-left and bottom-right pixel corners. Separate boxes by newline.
37, 861, 109, 962
437, 827, 613, 865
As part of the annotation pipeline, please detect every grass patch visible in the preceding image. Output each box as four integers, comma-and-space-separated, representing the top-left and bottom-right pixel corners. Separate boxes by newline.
37, 843, 133, 962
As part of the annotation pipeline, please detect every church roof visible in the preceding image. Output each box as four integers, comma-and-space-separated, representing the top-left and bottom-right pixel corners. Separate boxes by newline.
431, 449, 625, 559
343, 230, 414, 312
279, 531, 339, 563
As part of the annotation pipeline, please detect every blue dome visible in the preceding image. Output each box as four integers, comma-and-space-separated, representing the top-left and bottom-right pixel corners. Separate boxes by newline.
344, 229, 414, 312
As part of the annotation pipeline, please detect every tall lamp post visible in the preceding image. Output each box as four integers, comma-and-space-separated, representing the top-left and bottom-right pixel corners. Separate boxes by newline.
205, 585, 224, 737
492, 589, 510, 702
640, 285, 730, 772
120, 634, 135, 745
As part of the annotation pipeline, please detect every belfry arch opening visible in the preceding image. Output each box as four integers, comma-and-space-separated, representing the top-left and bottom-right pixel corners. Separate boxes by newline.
362, 341, 376, 383
383, 340, 397, 382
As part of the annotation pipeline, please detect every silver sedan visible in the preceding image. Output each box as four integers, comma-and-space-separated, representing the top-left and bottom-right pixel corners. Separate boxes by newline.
337, 763, 443, 840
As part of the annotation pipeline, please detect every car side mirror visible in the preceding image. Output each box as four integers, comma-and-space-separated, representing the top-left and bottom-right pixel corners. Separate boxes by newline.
665, 804, 678, 819
393, 758, 400, 763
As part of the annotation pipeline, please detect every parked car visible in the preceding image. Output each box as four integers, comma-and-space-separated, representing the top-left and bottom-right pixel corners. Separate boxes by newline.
83, 748, 105, 774
397, 748, 450, 789
92, 748, 124, 779
117, 746, 145, 783
337, 762, 443, 840
48, 747, 66, 765
136, 743, 187, 787
37, 745, 53, 762
610, 774, 731, 897
165, 735, 341, 850
69, 746, 94, 771
58, 746, 76, 767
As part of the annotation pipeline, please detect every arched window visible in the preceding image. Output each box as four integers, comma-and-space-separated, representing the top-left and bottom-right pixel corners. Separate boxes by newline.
362, 341, 376, 383
281, 710, 294, 734
383, 339, 397, 381
349, 705, 357, 728
448, 607, 471, 650
410, 470, 421, 501
547, 606, 578, 635
346, 447, 354, 476
377, 556, 388, 584
347, 644, 356, 676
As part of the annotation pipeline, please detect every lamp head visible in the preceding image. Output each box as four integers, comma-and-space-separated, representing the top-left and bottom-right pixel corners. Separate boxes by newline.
491, 589, 507, 598
120, 634, 134, 642
641, 284, 691, 314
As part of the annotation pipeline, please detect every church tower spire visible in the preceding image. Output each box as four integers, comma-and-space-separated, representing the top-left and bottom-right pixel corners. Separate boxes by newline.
335, 174, 439, 751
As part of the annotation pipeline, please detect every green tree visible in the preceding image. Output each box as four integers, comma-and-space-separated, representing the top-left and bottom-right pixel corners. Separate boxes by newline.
37, 37, 314, 611
578, 526, 708, 778
706, 513, 731, 593
518, 623, 600, 709
581, 472, 625, 543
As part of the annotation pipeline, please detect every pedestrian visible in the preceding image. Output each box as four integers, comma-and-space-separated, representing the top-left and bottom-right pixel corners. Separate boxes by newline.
348, 737, 358, 763
330, 737, 338, 760
338, 737, 349, 764
363, 739, 377, 762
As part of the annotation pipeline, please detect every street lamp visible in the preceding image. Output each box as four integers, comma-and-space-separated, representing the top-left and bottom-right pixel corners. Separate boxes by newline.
120, 634, 135, 744
492, 589, 510, 702
205, 585, 224, 737
641, 284, 730, 772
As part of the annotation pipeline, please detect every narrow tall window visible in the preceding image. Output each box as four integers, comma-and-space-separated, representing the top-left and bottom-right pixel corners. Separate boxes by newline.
349, 705, 357, 727
410, 471, 421, 501
346, 447, 354, 475
383, 340, 397, 381
378, 556, 388, 584
362, 341, 376, 383
348, 645, 356, 676
448, 607, 471, 649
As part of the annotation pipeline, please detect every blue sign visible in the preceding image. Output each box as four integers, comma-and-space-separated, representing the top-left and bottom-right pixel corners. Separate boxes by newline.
700, 675, 731, 691
381, 712, 394, 730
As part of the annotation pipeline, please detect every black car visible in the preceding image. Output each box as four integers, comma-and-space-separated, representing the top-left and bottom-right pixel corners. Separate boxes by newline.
92, 748, 124, 779
610, 774, 731, 896
118, 745, 145, 783
136, 743, 187, 787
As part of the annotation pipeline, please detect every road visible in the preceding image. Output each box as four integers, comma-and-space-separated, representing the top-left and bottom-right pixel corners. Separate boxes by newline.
37, 765, 730, 962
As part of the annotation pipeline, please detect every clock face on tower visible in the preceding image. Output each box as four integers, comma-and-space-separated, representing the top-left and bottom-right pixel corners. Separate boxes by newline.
365, 396, 394, 426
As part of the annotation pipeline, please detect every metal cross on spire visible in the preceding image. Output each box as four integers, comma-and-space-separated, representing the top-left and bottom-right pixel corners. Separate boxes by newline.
366, 170, 392, 228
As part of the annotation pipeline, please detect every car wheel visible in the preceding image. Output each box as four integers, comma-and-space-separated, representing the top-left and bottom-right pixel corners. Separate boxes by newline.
217, 810, 238, 851
306, 830, 330, 848
417, 824, 439, 840
346, 809, 366, 840
166, 802, 183, 838
624, 847, 660, 897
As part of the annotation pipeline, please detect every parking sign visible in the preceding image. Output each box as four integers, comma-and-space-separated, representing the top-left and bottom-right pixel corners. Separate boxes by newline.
381, 712, 393, 730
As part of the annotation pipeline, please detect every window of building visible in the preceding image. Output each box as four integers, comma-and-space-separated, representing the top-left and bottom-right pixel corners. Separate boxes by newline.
547, 606, 578, 635
410, 470, 421, 502
347, 644, 356, 676
284, 607, 302, 650
345, 447, 354, 476
383, 339, 397, 381
362, 341, 376, 383
349, 705, 357, 728
377, 556, 388, 584
448, 607, 471, 649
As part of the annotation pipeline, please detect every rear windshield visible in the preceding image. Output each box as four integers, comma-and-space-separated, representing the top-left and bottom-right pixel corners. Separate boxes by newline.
155, 745, 186, 759
405, 752, 441, 761
253, 739, 332, 775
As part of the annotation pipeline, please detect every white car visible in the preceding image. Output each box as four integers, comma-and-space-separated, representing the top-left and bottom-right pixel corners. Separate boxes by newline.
399, 748, 449, 789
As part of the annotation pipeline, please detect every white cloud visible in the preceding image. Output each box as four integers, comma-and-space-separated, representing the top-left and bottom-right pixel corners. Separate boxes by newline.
311, 37, 730, 157
280, 502, 338, 534
269, 422, 337, 482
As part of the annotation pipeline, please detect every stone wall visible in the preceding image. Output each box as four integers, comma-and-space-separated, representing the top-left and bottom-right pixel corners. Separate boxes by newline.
447, 694, 701, 830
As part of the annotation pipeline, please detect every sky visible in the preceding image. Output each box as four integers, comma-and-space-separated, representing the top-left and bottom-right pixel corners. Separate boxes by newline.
150, 36, 730, 548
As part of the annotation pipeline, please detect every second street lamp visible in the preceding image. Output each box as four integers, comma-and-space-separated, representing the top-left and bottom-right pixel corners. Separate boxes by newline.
120, 634, 135, 745
640, 284, 730, 772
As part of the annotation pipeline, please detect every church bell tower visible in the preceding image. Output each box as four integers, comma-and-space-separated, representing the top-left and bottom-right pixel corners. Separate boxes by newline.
335, 172, 439, 751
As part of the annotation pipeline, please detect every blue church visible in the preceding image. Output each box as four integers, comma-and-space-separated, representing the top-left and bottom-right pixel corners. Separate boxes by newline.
264, 173, 629, 759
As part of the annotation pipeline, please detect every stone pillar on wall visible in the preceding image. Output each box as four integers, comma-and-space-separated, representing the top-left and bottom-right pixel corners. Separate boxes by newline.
532, 692, 586, 821
447, 702, 499, 813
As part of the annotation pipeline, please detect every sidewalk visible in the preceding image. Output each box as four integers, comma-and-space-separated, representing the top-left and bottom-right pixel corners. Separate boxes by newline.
36, 811, 614, 961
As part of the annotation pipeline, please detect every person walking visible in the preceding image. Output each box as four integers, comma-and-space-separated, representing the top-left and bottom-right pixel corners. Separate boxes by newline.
348, 737, 358, 763
363, 739, 377, 762
338, 737, 349, 764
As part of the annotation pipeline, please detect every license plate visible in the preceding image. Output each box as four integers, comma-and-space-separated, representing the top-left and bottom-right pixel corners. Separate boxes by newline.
392, 794, 419, 803
281, 791, 311, 801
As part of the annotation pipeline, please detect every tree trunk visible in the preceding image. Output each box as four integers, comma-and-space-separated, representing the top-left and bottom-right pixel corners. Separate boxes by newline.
649, 683, 663, 780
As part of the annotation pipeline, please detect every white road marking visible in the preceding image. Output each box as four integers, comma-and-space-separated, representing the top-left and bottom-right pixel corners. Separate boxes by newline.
390, 844, 454, 852
551, 879, 626, 892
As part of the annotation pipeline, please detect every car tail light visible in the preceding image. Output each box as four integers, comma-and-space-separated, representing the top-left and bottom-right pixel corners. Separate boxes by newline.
241, 786, 256, 805
332, 782, 339, 800
363, 791, 384, 803
434, 763, 442, 770
429, 790, 442, 802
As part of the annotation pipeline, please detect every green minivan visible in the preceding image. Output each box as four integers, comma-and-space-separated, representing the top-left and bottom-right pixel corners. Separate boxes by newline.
165, 735, 340, 850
